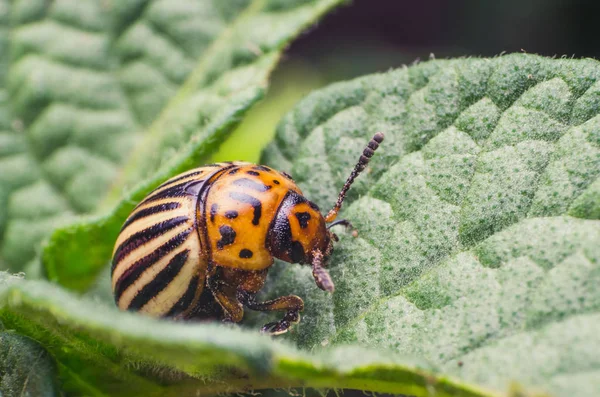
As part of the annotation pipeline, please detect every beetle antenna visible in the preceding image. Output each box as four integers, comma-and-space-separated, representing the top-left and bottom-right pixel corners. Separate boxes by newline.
324, 132, 384, 223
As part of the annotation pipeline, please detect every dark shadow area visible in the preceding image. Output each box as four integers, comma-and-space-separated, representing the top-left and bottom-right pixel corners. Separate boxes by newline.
285, 0, 600, 81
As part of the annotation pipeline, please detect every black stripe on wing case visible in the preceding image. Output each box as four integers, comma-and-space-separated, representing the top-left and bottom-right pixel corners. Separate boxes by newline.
165, 274, 200, 317
120, 202, 181, 232
127, 249, 190, 311
156, 170, 204, 190
142, 180, 203, 205
112, 216, 189, 267
229, 192, 262, 225
114, 228, 192, 301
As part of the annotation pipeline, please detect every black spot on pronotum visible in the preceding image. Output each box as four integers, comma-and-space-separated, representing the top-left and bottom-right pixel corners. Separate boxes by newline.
229, 192, 262, 225
281, 171, 294, 181
295, 212, 311, 228
290, 241, 304, 263
224, 210, 238, 219
273, 179, 280, 185
228, 168, 239, 175
210, 204, 218, 223
254, 165, 271, 172
217, 225, 236, 249
247, 170, 260, 176
239, 249, 253, 258
232, 178, 271, 192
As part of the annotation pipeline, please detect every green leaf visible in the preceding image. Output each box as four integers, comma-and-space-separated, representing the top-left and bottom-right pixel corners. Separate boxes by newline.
258, 54, 600, 396
3, 54, 600, 396
0, 0, 345, 277
0, 291, 62, 397
0, 272, 493, 396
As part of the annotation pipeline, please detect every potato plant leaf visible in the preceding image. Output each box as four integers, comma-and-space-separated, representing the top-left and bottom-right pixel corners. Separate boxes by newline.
2, 54, 600, 396
258, 54, 600, 397
0, 272, 495, 396
0, 0, 345, 281
0, 291, 62, 397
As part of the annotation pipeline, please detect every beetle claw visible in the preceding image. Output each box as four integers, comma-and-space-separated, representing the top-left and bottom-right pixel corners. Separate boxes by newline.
261, 321, 290, 335
260, 311, 300, 335
327, 219, 353, 230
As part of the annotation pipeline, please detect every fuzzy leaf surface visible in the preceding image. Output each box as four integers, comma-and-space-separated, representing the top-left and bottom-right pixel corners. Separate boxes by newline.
2, 55, 600, 396
257, 54, 600, 397
0, 304, 61, 397
0, 272, 491, 396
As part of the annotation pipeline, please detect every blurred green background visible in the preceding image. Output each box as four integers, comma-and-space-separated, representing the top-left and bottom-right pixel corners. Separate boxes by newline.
213, 0, 600, 163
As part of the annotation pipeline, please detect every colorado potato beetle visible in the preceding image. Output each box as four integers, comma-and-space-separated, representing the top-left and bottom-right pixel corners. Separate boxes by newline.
111, 132, 384, 334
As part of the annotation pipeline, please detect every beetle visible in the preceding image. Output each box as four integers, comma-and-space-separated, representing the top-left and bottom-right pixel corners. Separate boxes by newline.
111, 132, 384, 334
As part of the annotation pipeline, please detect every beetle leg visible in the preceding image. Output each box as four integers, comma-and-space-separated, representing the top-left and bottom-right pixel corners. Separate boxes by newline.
207, 277, 244, 323
327, 219, 353, 230
311, 250, 334, 292
213, 289, 244, 323
237, 290, 304, 335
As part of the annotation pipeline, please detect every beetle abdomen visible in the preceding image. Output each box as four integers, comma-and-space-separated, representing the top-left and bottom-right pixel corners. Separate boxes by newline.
110, 167, 218, 317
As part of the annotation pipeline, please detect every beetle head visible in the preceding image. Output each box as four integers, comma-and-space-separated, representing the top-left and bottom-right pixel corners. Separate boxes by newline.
267, 191, 330, 265
266, 133, 385, 293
